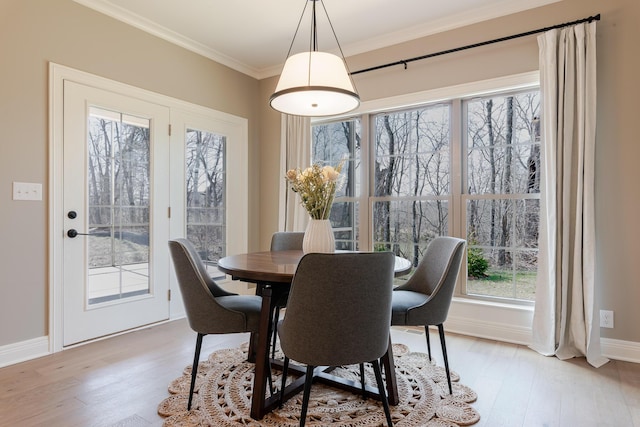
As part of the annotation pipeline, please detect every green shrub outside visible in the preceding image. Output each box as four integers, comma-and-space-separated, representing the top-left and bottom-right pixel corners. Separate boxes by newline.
467, 246, 489, 278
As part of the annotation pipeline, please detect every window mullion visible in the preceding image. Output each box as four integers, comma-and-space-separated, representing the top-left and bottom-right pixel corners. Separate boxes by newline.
360, 114, 371, 251
450, 98, 465, 295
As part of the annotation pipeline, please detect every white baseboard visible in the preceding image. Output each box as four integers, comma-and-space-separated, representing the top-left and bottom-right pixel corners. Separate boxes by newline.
0, 336, 50, 368
601, 338, 640, 363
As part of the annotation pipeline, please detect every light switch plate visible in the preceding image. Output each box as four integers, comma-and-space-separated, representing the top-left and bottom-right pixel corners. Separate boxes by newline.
13, 182, 42, 201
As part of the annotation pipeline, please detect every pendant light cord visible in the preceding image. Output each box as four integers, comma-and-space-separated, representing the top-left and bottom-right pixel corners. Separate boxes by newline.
283, 1, 311, 60
317, 0, 359, 92
311, 0, 318, 51
318, 0, 349, 64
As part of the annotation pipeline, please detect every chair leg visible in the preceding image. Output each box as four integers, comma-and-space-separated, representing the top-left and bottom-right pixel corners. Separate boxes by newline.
280, 357, 290, 408
371, 359, 393, 427
267, 354, 275, 396
271, 307, 280, 359
359, 363, 366, 398
188, 333, 204, 411
424, 325, 432, 361
299, 365, 315, 427
437, 324, 452, 395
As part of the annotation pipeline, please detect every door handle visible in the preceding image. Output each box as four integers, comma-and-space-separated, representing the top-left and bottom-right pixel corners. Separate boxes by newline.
67, 229, 91, 238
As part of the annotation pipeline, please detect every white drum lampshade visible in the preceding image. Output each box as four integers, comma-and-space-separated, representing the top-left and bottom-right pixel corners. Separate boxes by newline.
270, 51, 360, 117
269, 0, 360, 117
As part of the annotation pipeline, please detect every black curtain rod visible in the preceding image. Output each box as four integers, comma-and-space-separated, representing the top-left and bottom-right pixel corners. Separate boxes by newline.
351, 13, 601, 75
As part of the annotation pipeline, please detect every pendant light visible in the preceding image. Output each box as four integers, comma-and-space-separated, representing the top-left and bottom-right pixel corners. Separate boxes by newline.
270, 0, 360, 117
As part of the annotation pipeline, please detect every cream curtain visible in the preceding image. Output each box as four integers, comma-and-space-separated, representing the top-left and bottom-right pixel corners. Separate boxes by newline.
531, 22, 607, 368
278, 114, 311, 232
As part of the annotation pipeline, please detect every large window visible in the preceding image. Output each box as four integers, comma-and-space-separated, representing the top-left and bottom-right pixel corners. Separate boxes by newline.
464, 92, 540, 301
312, 87, 540, 303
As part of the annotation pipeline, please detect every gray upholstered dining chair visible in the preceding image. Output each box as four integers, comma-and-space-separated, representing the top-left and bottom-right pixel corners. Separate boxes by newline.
278, 252, 395, 427
391, 236, 466, 395
268, 231, 304, 357
270, 231, 305, 251
168, 238, 262, 410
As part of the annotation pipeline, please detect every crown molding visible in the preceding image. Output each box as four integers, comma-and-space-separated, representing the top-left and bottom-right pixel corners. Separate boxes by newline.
73, 0, 263, 78
73, 0, 562, 81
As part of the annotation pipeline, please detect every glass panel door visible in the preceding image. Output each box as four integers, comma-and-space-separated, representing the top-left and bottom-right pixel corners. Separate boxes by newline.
63, 80, 170, 346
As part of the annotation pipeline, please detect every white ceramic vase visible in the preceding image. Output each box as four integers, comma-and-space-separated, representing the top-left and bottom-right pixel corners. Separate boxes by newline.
302, 219, 335, 253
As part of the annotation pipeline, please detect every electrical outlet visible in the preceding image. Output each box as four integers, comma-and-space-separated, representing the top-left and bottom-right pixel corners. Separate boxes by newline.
600, 310, 614, 328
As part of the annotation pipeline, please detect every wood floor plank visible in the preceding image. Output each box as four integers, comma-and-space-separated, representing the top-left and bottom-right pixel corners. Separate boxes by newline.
1, 320, 638, 427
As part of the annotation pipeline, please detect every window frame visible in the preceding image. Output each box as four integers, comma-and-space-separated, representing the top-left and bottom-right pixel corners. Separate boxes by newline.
312, 72, 540, 304
461, 89, 541, 304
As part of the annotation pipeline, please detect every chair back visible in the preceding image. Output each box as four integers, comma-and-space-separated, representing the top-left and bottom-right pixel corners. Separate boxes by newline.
270, 231, 305, 251
397, 237, 466, 322
278, 252, 395, 367
168, 239, 246, 333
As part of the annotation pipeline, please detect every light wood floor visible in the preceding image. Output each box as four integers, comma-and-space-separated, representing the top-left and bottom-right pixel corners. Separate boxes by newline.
1, 319, 639, 427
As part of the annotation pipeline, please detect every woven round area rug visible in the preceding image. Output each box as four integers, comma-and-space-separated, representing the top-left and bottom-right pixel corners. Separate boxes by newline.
158, 343, 480, 426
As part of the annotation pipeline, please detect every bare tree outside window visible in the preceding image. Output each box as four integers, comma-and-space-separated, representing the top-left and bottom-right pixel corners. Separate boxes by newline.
311, 88, 541, 303
87, 109, 150, 270
185, 129, 226, 267
373, 105, 451, 266
312, 119, 361, 250
465, 91, 540, 301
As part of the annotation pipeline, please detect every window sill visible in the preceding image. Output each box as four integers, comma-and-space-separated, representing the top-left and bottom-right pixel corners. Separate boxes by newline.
452, 296, 534, 312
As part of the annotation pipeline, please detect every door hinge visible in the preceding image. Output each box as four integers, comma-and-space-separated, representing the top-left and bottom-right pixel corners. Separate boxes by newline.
168, 206, 171, 218
168, 289, 171, 301
168, 124, 172, 136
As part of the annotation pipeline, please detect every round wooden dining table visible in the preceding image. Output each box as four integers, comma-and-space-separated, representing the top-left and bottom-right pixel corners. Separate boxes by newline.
218, 249, 412, 283
217, 249, 411, 420
218, 249, 302, 284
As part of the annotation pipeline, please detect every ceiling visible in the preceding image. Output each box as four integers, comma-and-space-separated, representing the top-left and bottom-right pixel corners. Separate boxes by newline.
73, 0, 560, 79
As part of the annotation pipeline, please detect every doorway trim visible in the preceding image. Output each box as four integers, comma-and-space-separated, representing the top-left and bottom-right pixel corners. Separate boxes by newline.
49, 63, 248, 353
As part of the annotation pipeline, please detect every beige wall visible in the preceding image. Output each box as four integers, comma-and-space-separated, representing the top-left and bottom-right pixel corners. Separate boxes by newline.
258, 0, 640, 343
0, 0, 261, 346
1, 0, 638, 351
